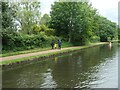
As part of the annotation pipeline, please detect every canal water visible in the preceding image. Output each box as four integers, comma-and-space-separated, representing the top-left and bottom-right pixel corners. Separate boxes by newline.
2, 43, 118, 88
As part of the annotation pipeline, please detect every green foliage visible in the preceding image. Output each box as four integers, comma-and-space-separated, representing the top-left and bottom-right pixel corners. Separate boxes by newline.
90, 36, 100, 43
16, 1, 41, 34
1, 2, 56, 52
40, 14, 51, 26
32, 24, 55, 36
1, 2, 16, 31
2, 1, 118, 53
96, 16, 117, 42
50, 2, 99, 45
118, 27, 120, 40
61, 41, 73, 47
50, 2, 117, 44
2, 31, 56, 51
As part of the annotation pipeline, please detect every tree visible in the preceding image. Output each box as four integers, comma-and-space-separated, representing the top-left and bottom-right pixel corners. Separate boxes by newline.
96, 16, 117, 42
118, 27, 120, 40
16, 1, 41, 34
50, 2, 97, 45
1, 2, 18, 51
1, 2, 16, 31
107, 22, 117, 41
40, 14, 51, 26
32, 24, 55, 36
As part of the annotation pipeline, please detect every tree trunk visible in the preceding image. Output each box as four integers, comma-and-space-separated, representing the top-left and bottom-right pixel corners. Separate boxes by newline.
68, 34, 71, 43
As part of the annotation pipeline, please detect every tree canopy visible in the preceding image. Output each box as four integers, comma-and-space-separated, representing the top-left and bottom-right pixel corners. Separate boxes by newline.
50, 2, 117, 45
16, 1, 41, 34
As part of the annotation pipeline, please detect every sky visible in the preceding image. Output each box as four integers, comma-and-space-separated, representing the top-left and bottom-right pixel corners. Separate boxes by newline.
40, 0, 119, 24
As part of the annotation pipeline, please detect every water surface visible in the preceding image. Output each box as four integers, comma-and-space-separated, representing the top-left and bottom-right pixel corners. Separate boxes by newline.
2, 43, 118, 88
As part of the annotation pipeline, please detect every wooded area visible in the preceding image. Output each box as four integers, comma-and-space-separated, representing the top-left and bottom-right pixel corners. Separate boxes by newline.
1, 1, 118, 52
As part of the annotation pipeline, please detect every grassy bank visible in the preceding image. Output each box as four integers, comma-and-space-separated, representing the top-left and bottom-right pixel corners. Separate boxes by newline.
1, 42, 109, 66
1, 41, 73, 57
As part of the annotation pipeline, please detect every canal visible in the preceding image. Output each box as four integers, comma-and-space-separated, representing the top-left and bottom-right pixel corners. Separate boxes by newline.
2, 43, 118, 88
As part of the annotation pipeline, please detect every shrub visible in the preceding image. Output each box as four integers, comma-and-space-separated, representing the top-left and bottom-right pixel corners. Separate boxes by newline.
2, 30, 57, 52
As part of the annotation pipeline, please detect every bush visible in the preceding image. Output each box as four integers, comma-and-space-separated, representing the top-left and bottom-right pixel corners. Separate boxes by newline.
90, 36, 100, 43
2, 30, 57, 52
32, 24, 55, 36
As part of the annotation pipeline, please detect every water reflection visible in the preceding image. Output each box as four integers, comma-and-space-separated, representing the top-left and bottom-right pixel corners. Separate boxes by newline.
2, 43, 118, 88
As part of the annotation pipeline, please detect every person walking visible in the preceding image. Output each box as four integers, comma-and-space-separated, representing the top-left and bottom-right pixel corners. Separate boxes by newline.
58, 39, 61, 49
51, 40, 54, 49
54, 43, 57, 49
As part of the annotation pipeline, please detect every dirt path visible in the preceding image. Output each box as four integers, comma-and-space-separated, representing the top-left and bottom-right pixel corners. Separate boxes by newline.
0, 46, 81, 62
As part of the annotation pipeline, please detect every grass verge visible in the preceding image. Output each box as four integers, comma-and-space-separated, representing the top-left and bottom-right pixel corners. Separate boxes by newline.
1, 41, 73, 57
1, 47, 51, 57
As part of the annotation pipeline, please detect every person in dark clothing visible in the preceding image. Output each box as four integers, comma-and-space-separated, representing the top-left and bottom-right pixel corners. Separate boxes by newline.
51, 40, 54, 49
57, 40, 61, 49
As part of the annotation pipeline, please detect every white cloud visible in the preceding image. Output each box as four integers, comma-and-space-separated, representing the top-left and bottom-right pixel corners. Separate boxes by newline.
90, 0, 119, 23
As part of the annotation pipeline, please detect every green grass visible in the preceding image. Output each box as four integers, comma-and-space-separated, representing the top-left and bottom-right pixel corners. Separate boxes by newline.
1, 47, 51, 57
1, 42, 109, 65
1, 49, 74, 65
62, 41, 73, 47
